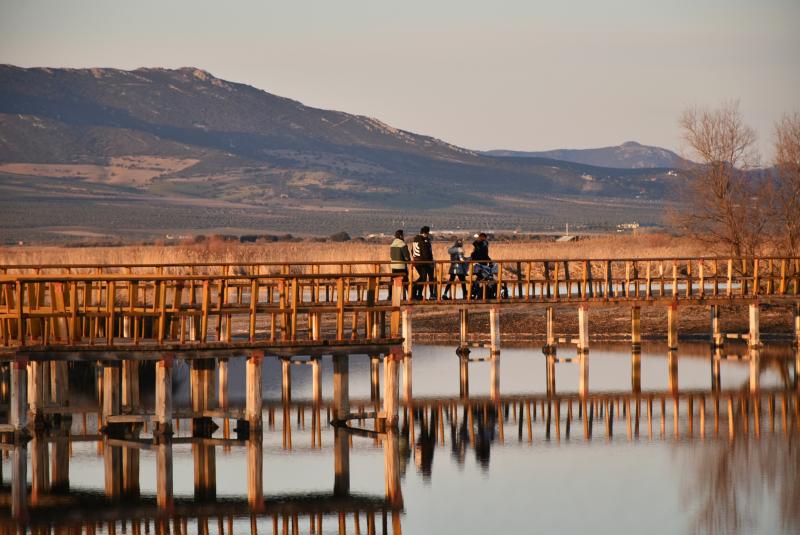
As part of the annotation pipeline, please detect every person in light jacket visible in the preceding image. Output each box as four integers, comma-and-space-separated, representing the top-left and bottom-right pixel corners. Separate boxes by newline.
442, 238, 467, 299
389, 229, 410, 299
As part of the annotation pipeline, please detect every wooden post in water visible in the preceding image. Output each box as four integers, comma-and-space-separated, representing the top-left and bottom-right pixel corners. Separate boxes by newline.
155, 355, 173, 437
31, 433, 50, 503
667, 351, 678, 393
794, 303, 800, 348
312, 357, 322, 405
50, 360, 69, 413
710, 305, 723, 348
218, 358, 229, 411
281, 358, 292, 404
333, 353, 349, 422
102, 362, 121, 422
577, 305, 589, 353
631, 351, 641, 393
156, 442, 173, 510
402, 354, 413, 403
246, 351, 264, 432
545, 306, 556, 354
10, 357, 28, 434
402, 307, 413, 356
191, 358, 216, 436
122, 360, 139, 410
103, 439, 122, 499
383, 349, 400, 429
458, 308, 470, 356
29, 360, 46, 428
489, 306, 501, 355
749, 303, 760, 348
667, 303, 678, 350
122, 444, 140, 499
11, 443, 27, 520
370, 355, 381, 402
192, 442, 216, 500
631, 306, 641, 351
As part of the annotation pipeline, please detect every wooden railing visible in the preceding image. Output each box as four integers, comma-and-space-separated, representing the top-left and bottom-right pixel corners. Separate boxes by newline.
1, 257, 798, 352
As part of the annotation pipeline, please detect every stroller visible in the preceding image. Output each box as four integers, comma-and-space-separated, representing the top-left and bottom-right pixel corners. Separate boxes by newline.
470, 263, 508, 300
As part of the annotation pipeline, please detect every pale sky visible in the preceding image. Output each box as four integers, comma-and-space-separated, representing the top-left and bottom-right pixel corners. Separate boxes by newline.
1, 0, 798, 158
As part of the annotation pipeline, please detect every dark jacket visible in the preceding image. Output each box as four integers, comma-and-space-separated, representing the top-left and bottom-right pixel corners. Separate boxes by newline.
390, 238, 411, 271
471, 239, 490, 262
448, 246, 467, 275
412, 234, 434, 262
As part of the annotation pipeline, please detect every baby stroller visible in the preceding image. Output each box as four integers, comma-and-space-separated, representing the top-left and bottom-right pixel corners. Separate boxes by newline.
470, 263, 508, 300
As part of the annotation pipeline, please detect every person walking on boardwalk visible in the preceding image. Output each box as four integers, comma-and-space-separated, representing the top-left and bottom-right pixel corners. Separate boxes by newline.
442, 238, 467, 299
389, 229, 410, 299
471, 232, 490, 264
411, 226, 435, 300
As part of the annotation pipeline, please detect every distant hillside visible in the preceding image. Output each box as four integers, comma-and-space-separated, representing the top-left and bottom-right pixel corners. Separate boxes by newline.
485, 141, 688, 169
0, 65, 679, 242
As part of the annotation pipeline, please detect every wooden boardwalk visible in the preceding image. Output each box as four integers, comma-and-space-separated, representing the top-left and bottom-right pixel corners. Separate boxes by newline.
1, 256, 799, 357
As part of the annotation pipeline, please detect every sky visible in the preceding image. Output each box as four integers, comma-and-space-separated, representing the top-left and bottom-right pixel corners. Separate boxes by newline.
1, 0, 798, 158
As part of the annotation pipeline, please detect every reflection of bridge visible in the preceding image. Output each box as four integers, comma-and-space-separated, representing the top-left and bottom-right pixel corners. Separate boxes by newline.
0, 425, 404, 533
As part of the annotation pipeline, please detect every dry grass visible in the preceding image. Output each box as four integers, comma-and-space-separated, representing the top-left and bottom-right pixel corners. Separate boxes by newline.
0, 233, 709, 268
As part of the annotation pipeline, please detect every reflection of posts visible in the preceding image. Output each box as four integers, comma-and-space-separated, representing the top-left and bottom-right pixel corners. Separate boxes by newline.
11, 443, 27, 521
51, 431, 70, 492
668, 351, 678, 393
631, 306, 641, 351
579, 354, 589, 398
490, 354, 500, 401
103, 439, 122, 499
384, 430, 403, 508
156, 442, 173, 510
459, 357, 469, 399
711, 348, 722, 390
247, 437, 264, 511
193, 442, 216, 500
749, 348, 760, 393
631, 351, 641, 393
31, 433, 50, 504
333, 427, 350, 496
546, 355, 556, 396
122, 444, 140, 498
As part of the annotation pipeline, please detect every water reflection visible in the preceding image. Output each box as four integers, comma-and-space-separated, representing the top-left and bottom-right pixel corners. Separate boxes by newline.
0, 343, 798, 534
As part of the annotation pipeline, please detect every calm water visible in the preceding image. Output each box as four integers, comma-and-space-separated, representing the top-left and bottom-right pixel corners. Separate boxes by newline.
2, 342, 798, 535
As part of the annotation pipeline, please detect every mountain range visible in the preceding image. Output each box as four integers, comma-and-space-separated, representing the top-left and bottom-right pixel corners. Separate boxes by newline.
0, 65, 680, 242
485, 141, 688, 169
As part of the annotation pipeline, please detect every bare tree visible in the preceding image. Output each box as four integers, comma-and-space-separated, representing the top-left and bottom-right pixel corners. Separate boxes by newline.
672, 102, 768, 257
771, 112, 800, 255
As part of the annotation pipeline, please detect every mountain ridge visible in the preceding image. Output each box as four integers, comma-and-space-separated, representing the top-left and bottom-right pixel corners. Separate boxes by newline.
485, 141, 688, 169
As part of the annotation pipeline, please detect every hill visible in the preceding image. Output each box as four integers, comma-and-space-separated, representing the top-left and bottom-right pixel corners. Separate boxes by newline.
485, 141, 688, 169
0, 65, 677, 243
